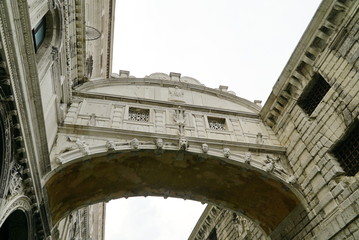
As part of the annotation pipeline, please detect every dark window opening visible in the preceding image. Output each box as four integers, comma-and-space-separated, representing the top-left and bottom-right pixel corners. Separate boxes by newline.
332, 120, 359, 176
297, 73, 330, 115
32, 17, 46, 53
0, 210, 28, 240
207, 228, 218, 240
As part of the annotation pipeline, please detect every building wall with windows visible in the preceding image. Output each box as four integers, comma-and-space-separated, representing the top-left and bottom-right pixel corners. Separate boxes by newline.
189, 205, 268, 240
190, 0, 358, 239
0, 0, 113, 239
0, 0, 358, 239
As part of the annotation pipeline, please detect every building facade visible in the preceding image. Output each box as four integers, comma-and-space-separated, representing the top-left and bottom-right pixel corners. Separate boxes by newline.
190, 0, 359, 239
0, 0, 358, 240
0, 0, 114, 238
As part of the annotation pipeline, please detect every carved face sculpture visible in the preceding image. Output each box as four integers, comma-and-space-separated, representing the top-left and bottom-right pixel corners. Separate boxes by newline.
155, 138, 164, 149
179, 137, 188, 150
223, 148, 230, 158
201, 143, 209, 153
130, 138, 140, 149
244, 152, 251, 163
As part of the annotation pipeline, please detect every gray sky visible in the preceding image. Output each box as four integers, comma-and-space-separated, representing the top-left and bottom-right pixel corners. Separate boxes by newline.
106, 0, 322, 239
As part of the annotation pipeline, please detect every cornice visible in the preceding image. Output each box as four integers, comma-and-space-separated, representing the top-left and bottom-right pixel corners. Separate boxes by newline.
74, 0, 86, 83
260, 0, 358, 128
74, 77, 262, 114
58, 124, 287, 154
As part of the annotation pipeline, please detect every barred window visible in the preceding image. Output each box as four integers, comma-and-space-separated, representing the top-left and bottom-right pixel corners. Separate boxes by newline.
208, 117, 226, 131
332, 121, 359, 176
128, 107, 149, 122
207, 228, 217, 240
297, 74, 330, 115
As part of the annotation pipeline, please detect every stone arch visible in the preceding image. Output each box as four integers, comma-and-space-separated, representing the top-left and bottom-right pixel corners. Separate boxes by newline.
0, 210, 29, 240
0, 86, 13, 198
45, 144, 304, 234
0, 196, 32, 240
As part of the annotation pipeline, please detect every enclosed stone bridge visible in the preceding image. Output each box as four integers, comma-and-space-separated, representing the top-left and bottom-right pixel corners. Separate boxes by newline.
44, 73, 305, 234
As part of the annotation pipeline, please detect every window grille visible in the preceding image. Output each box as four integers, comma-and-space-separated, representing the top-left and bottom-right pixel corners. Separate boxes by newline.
297, 74, 330, 115
128, 107, 149, 122
208, 117, 226, 131
32, 17, 46, 53
332, 121, 359, 176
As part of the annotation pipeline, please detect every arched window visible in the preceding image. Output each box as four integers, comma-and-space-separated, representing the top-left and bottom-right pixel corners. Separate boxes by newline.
0, 210, 29, 240
32, 17, 46, 53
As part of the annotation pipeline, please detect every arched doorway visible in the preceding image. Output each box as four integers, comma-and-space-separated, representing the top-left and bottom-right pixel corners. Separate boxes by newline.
0, 210, 29, 240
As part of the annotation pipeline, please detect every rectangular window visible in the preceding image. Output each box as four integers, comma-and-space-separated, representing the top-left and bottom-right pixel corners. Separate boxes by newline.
128, 107, 149, 122
297, 73, 330, 115
32, 17, 46, 53
332, 121, 359, 176
208, 117, 226, 131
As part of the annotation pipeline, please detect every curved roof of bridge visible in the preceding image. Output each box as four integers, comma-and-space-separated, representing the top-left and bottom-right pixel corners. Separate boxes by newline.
77, 72, 262, 114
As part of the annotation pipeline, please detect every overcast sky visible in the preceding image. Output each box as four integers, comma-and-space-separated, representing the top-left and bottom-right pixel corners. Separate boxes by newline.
106, 0, 322, 239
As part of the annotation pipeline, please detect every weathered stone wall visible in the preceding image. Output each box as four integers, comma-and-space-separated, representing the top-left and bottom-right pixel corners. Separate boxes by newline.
261, 0, 359, 239
189, 206, 268, 240
190, 1, 358, 239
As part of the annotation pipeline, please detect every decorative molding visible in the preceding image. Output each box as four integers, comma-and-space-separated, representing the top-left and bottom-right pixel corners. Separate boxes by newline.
0, 195, 32, 227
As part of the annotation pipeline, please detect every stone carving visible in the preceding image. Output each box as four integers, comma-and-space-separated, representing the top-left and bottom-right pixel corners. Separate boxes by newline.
244, 152, 251, 164
179, 136, 189, 150
174, 106, 188, 143
55, 155, 64, 165
75, 138, 90, 155
105, 140, 116, 151
85, 55, 93, 78
8, 163, 24, 197
155, 138, 164, 150
223, 148, 231, 158
169, 86, 185, 102
233, 213, 251, 237
130, 138, 140, 149
87, 113, 97, 126
0, 196, 32, 227
256, 132, 264, 144
264, 155, 286, 174
51, 47, 59, 61
287, 175, 297, 184
174, 107, 186, 132
201, 143, 209, 153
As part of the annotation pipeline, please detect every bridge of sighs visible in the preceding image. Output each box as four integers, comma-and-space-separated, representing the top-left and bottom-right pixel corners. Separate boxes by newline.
44, 72, 305, 235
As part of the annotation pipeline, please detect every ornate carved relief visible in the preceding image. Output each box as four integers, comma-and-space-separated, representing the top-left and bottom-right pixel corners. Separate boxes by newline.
179, 136, 189, 150
223, 148, 231, 158
75, 138, 90, 155
264, 155, 286, 174
174, 106, 186, 136
169, 86, 185, 102
8, 163, 24, 197
201, 143, 209, 153
0, 196, 32, 227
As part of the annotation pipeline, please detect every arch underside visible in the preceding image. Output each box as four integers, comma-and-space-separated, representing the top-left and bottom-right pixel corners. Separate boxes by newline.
45, 150, 301, 234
